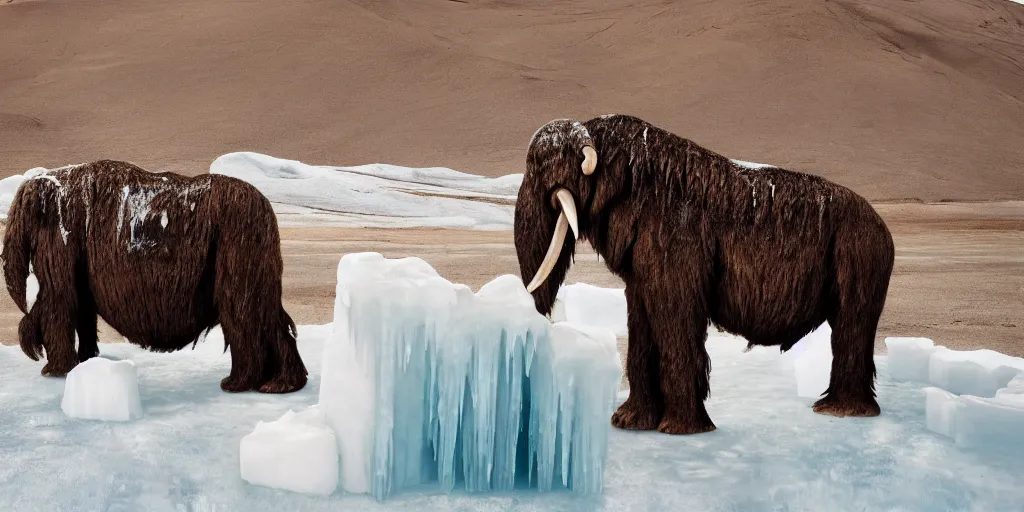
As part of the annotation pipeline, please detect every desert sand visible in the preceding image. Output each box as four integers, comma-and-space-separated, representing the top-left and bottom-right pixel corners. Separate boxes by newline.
3, 0, 1024, 200
0, 0, 1022, 357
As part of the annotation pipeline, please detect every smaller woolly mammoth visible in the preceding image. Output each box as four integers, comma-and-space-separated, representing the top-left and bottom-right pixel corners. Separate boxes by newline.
2, 160, 307, 393
515, 114, 895, 435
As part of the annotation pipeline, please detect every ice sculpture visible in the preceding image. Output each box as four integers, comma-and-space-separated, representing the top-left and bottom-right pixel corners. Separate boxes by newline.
317, 252, 622, 500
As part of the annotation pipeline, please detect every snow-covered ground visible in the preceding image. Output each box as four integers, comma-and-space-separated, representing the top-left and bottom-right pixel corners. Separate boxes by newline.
209, 152, 521, 229
2, 320, 1023, 510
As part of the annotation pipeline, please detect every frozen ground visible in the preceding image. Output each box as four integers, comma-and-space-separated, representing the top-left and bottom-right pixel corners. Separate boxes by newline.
2, 323, 1023, 511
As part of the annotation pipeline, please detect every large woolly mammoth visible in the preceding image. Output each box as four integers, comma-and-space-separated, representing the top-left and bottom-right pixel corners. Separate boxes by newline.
515, 114, 895, 435
1, 160, 307, 393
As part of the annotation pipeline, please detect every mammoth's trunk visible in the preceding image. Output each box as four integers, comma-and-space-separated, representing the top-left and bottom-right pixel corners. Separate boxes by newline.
514, 188, 579, 316
1, 182, 38, 315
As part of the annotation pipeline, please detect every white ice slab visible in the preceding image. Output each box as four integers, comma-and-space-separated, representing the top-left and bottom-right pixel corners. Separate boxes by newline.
885, 337, 938, 382
954, 395, 1024, 453
60, 357, 144, 422
239, 405, 339, 496
924, 374, 1024, 457
782, 322, 833, 398
551, 283, 628, 337
924, 387, 959, 438
927, 347, 1023, 398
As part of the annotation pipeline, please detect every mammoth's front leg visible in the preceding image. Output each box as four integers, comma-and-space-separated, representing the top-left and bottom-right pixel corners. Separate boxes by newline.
611, 284, 662, 430
646, 292, 716, 435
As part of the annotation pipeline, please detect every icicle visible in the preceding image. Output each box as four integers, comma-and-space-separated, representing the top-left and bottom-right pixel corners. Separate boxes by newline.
318, 253, 622, 500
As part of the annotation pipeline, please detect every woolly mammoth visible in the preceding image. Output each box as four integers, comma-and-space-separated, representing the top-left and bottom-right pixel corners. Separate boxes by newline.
514, 114, 895, 435
1, 160, 307, 393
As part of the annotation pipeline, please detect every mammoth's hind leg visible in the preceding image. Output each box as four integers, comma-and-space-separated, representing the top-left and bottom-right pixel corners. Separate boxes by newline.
17, 304, 44, 361
611, 285, 661, 430
37, 291, 80, 377
647, 291, 716, 435
217, 314, 266, 393
812, 239, 888, 418
257, 308, 307, 394
75, 277, 99, 362
812, 309, 882, 417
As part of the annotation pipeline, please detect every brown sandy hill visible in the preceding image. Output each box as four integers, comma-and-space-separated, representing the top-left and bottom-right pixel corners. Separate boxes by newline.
2, 0, 1023, 201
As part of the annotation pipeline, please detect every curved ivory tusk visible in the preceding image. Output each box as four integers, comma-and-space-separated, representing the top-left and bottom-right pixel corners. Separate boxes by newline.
526, 211, 569, 293
554, 188, 579, 239
581, 146, 597, 175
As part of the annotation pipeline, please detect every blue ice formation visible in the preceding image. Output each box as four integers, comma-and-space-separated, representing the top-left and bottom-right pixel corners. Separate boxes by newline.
317, 252, 623, 501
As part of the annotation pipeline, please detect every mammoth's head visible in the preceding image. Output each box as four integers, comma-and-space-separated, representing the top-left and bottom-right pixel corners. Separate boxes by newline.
514, 119, 601, 316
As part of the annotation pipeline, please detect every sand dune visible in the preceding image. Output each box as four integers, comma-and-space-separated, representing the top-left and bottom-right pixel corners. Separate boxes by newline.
2, 0, 1023, 201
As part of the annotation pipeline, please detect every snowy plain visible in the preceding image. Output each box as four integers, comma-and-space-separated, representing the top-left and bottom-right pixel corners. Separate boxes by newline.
209, 152, 521, 229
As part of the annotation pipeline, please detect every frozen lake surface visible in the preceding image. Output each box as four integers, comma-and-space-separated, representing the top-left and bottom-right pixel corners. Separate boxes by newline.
2, 322, 1022, 511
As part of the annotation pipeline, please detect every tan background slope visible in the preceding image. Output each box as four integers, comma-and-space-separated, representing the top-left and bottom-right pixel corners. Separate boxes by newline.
2, 0, 1023, 201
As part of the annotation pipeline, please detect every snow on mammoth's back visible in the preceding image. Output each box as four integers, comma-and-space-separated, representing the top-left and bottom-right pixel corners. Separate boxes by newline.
318, 252, 623, 501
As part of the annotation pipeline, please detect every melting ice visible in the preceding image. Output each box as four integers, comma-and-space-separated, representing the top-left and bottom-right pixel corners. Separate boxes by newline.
317, 252, 623, 500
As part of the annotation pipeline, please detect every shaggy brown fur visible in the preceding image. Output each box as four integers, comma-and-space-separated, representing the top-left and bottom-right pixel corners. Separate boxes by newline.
515, 114, 894, 435
1, 160, 307, 393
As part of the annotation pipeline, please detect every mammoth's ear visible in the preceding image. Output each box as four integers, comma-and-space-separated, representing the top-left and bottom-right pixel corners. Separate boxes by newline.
586, 148, 630, 216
